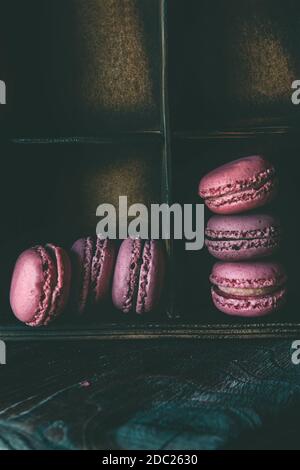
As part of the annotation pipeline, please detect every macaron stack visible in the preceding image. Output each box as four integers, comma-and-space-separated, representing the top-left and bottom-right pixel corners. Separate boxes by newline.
9, 238, 166, 327
199, 155, 287, 318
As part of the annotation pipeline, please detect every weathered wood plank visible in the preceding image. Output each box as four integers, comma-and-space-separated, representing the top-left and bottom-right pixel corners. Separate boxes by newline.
0, 340, 299, 449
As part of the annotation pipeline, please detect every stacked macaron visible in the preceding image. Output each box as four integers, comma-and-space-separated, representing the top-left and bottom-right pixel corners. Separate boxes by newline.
199, 155, 287, 317
9, 237, 166, 327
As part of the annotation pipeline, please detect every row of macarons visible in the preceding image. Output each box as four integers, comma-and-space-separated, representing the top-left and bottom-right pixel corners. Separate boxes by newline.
10, 238, 166, 327
9, 155, 287, 325
199, 154, 287, 317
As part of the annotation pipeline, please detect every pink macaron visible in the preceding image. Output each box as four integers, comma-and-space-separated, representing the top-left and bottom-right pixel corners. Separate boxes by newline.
70, 237, 116, 314
112, 238, 166, 314
205, 214, 281, 261
210, 261, 287, 317
199, 155, 277, 214
10, 244, 71, 326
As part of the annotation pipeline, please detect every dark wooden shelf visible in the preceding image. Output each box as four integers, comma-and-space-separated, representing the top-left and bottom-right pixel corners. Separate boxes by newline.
1, 321, 300, 340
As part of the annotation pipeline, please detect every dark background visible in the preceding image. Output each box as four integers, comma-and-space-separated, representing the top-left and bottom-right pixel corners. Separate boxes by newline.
0, 0, 300, 450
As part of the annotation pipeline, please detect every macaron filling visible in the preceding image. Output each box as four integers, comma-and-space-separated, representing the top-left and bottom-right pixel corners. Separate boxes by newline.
216, 284, 282, 298
27, 245, 57, 327
77, 237, 93, 313
44, 244, 71, 324
210, 270, 287, 290
200, 166, 275, 200
206, 237, 279, 254
205, 224, 280, 255
205, 224, 280, 240
205, 177, 277, 209
90, 238, 107, 300
212, 285, 287, 315
136, 240, 152, 314
122, 238, 143, 313
210, 265, 287, 316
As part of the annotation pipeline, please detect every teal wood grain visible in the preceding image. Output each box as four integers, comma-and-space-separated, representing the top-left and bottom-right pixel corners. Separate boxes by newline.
0, 340, 299, 449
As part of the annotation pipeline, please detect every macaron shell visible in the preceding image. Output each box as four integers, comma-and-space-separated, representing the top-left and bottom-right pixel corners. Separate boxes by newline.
91, 238, 116, 303
212, 285, 287, 317
198, 155, 277, 214
205, 214, 280, 260
112, 238, 143, 313
204, 177, 277, 215
199, 155, 274, 198
10, 246, 56, 326
210, 261, 287, 289
136, 240, 166, 314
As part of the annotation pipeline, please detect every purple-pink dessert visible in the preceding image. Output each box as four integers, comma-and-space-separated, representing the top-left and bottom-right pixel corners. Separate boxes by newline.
10, 244, 71, 326
205, 214, 281, 260
199, 155, 277, 214
71, 237, 116, 314
210, 261, 287, 317
112, 238, 166, 314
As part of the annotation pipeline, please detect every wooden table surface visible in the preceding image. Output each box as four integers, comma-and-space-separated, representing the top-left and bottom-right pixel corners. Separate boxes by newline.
0, 339, 299, 450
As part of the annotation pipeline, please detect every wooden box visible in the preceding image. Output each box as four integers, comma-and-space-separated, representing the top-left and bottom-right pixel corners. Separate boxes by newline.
1, 0, 299, 339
